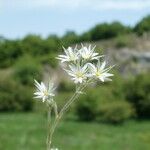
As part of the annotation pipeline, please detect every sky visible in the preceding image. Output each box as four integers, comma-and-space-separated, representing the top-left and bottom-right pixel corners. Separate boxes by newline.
0, 0, 150, 39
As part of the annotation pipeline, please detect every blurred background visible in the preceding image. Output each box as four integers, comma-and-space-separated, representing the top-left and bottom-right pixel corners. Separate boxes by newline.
0, 0, 150, 150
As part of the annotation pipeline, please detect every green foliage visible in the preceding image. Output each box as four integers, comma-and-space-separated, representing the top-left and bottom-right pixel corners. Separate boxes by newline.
61, 31, 79, 46
0, 78, 33, 111
13, 55, 42, 86
125, 73, 150, 119
58, 80, 74, 92
0, 34, 61, 68
79, 32, 91, 42
89, 22, 131, 41
134, 15, 150, 35
76, 90, 98, 121
46, 34, 61, 53
39, 53, 58, 68
97, 100, 134, 124
0, 40, 23, 68
115, 34, 134, 48
76, 84, 134, 123
110, 71, 133, 101
21, 35, 45, 55
55, 92, 74, 112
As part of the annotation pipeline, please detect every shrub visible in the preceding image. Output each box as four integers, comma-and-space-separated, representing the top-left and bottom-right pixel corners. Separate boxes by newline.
13, 55, 42, 86
115, 35, 133, 48
97, 100, 134, 124
0, 78, 33, 111
79, 32, 91, 42
125, 73, 150, 118
134, 15, 150, 35
21, 35, 46, 55
46, 35, 61, 53
39, 53, 58, 68
61, 31, 79, 45
76, 83, 134, 123
0, 40, 23, 68
90, 22, 131, 41
75, 85, 134, 123
76, 90, 99, 121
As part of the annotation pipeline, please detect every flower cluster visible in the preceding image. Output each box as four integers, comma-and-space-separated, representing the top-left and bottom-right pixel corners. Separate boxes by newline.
57, 44, 114, 84
34, 44, 114, 102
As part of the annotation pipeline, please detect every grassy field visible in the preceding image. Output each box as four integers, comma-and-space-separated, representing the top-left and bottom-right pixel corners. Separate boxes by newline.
0, 113, 150, 150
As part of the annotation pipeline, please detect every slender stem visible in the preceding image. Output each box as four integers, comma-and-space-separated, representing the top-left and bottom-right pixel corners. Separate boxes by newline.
47, 106, 52, 150
48, 82, 89, 147
53, 102, 58, 118
51, 92, 79, 136
47, 79, 93, 149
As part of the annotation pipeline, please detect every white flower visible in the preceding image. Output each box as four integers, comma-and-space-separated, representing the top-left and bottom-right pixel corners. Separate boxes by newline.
65, 63, 88, 84
56, 46, 79, 63
79, 45, 101, 60
51, 148, 58, 150
88, 60, 114, 82
34, 80, 55, 102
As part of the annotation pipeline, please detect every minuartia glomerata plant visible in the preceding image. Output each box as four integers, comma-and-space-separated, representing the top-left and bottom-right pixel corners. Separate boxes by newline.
34, 44, 114, 150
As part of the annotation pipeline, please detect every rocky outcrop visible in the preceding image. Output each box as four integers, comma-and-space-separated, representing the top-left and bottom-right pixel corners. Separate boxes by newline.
110, 48, 150, 75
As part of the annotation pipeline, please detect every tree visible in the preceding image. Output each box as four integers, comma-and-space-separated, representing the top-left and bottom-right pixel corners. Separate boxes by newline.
61, 31, 79, 45
89, 22, 131, 41
134, 15, 150, 35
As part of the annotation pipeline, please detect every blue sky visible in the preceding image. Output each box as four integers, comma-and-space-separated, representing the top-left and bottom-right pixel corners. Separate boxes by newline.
1, 0, 150, 39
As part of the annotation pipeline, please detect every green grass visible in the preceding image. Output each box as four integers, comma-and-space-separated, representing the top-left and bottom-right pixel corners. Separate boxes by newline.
0, 113, 150, 150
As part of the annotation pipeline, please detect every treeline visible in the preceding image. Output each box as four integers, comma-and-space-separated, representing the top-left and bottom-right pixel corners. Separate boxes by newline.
0, 35, 61, 68
1, 15, 150, 68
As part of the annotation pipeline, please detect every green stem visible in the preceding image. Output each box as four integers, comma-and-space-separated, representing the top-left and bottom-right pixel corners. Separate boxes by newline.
47, 106, 52, 150
49, 83, 89, 147
47, 79, 92, 149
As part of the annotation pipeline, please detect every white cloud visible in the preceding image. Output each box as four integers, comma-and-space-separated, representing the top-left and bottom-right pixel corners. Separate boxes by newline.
1, 0, 150, 11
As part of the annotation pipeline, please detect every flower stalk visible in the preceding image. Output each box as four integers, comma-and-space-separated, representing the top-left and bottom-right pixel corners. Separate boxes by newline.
47, 106, 52, 150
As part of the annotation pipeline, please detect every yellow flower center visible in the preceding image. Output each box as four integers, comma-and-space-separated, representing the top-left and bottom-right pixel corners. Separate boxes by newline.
44, 90, 49, 96
95, 71, 101, 77
70, 54, 76, 61
76, 72, 84, 78
83, 53, 90, 59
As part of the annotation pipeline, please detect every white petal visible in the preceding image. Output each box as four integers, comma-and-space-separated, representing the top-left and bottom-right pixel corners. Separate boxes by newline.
42, 96, 47, 102
97, 60, 101, 69
41, 82, 46, 91
99, 76, 105, 82
34, 80, 42, 90
82, 64, 88, 72
103, 73, 114, 77
34, 92, 42, 95
88, 63, 97, 72
100, 61, 106, 70
105, 78, 112, 81
34, 95, 43, 99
